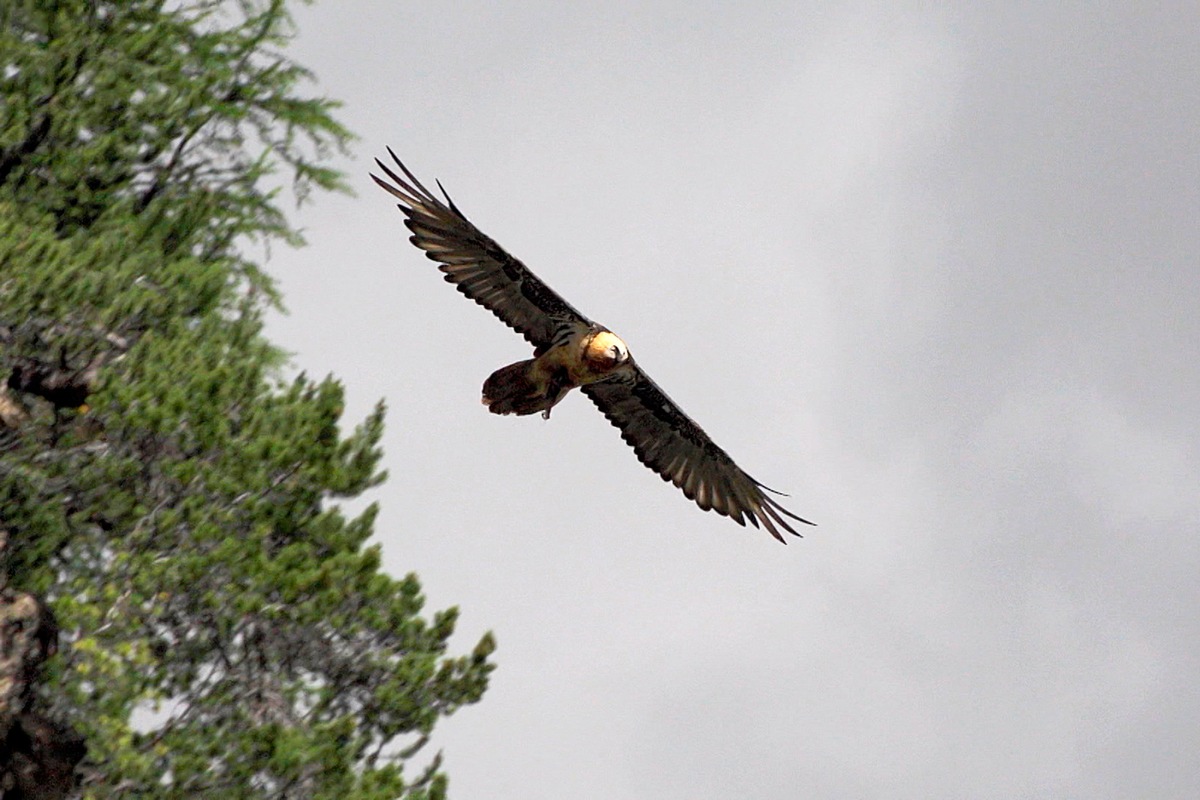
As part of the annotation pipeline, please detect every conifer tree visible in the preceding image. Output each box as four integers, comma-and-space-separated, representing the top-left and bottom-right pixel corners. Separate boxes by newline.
0, 2, 494, 797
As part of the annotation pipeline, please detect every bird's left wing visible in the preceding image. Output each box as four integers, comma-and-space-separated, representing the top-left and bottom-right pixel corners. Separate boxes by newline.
581, 364, 815, 542
372, 149, 590, 350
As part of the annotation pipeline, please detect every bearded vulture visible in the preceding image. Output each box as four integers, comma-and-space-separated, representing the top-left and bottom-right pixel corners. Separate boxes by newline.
372, 149, 814, 542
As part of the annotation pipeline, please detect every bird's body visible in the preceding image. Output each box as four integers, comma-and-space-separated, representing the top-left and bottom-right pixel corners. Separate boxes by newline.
483, 326, 629, 418
372, 150, 814, 541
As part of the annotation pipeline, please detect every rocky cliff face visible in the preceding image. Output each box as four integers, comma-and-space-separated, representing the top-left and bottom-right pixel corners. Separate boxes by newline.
1, 547, 84, 800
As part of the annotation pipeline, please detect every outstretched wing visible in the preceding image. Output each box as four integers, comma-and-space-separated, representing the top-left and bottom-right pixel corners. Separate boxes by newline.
582, 364, 815, 542
372, 149, 590, 350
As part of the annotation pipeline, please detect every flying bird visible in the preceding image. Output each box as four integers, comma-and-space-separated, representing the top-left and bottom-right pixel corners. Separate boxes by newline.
372, 149, 814, 541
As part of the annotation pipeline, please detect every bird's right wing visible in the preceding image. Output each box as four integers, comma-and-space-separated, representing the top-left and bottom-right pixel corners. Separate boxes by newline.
582, 363, 814, 542
372, 149, 590, 350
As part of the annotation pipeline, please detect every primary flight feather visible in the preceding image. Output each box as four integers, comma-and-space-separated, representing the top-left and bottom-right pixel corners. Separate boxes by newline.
372, 149, 814, 542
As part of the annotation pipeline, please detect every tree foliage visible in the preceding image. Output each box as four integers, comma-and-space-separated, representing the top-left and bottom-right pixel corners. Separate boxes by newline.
0, 2, 494, 797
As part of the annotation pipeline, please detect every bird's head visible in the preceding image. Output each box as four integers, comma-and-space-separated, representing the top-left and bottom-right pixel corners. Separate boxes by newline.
585, 330, 630, 371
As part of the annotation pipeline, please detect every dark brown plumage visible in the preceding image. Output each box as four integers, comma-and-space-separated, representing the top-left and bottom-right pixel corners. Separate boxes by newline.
372, 149, 814, 541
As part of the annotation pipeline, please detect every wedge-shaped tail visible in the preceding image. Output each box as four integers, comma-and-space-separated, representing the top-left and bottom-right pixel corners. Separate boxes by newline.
482, 359, 571, 417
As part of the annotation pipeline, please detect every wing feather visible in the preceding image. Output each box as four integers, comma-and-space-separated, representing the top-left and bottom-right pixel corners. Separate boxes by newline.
582, 363, 815, 542
372, 149, 590, 348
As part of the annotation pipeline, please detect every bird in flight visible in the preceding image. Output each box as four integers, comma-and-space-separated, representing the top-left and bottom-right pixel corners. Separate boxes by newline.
372, 149, 814, 541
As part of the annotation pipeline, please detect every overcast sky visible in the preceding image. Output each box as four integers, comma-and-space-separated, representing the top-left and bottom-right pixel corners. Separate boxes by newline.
264, 3, 1199, 798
